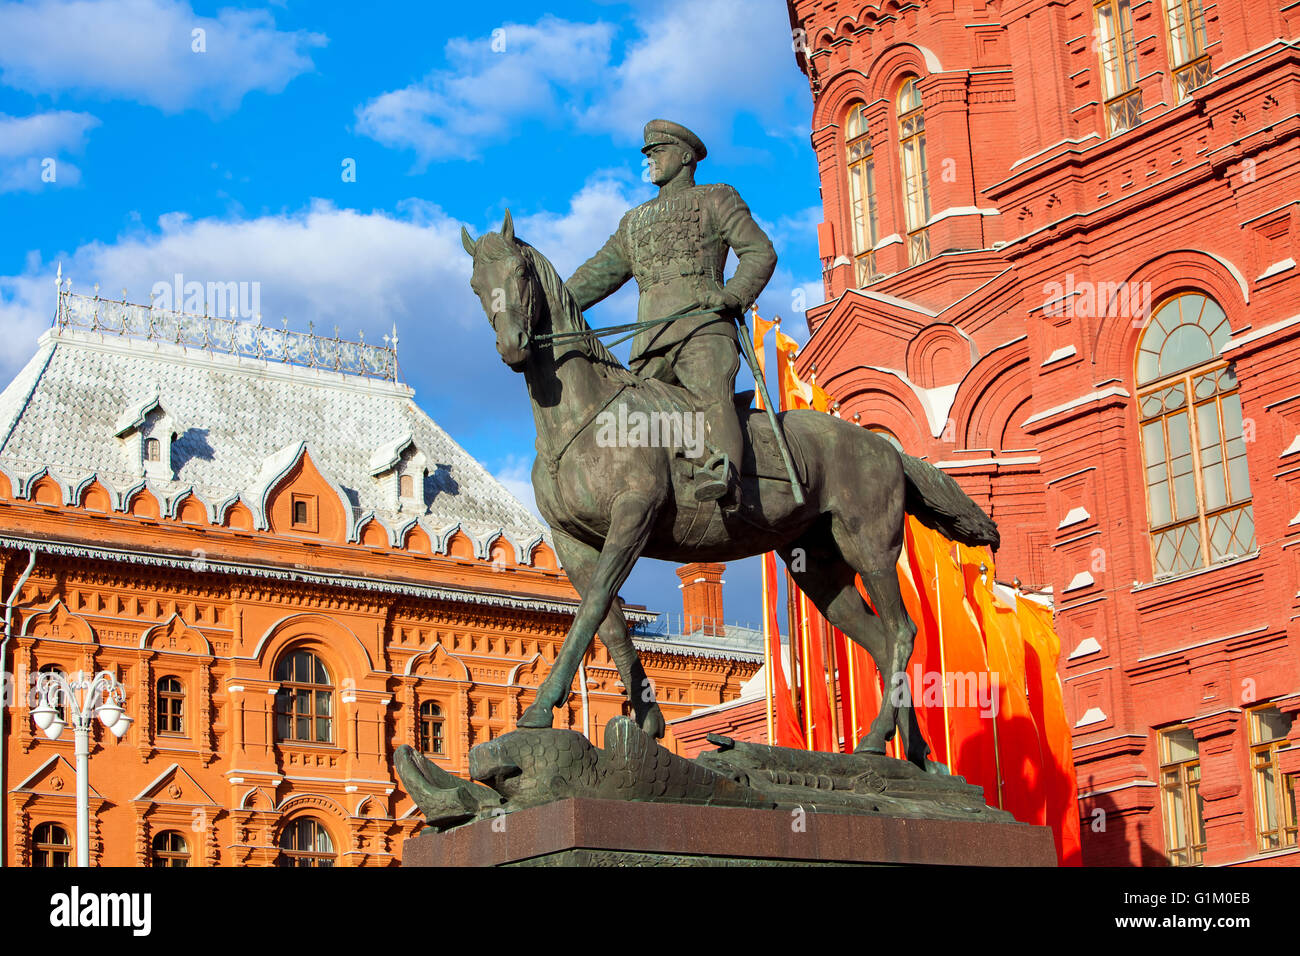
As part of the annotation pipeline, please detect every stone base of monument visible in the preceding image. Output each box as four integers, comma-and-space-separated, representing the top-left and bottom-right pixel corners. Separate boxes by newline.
402, 796, 1056, 867
395, 718, 1058, 867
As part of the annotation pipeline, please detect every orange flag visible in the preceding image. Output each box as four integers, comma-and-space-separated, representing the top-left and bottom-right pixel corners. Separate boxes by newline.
774, 329, 812, 410
1018, 595, 1083, 866
959, 545, 1047, 828
904, 519, 1000, 806
895, 519, 945, 763
752, 309, 776, 375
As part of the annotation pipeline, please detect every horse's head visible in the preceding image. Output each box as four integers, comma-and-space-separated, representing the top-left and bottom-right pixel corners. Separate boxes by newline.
462, 210, 540, 372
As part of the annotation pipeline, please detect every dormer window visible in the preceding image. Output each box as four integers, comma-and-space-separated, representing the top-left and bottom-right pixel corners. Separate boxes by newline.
114, 393, 178, 482
368, 434, 428, 513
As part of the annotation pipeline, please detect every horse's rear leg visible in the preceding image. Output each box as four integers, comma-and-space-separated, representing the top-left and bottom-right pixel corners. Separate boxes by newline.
829, 510, 941, 772
547, 527, 665, 738
778, 530, 894, 749
852, 566, 934, 769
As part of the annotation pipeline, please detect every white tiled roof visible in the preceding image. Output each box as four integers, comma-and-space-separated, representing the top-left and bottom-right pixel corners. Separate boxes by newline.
0, 327, 549, 560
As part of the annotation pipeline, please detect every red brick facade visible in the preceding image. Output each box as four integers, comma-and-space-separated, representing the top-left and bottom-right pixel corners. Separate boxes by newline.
787, 0, 1300, 865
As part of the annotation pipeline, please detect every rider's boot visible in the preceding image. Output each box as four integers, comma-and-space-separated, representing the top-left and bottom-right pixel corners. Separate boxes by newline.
694, 451, 734, 502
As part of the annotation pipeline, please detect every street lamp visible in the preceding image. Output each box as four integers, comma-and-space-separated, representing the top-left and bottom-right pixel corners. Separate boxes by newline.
30, 671, 132, 867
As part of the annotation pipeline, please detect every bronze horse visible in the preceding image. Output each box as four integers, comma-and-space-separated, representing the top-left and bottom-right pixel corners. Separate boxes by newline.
462, 213, 999, 770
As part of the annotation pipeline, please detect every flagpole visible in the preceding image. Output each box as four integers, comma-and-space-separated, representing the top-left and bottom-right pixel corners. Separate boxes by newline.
761, 551, 775, 746
824, 617, 842, 751
979, 559, 1006, 811
799, 592, 813, 749
845, 637, 860, 752
935, 549, 953, 771
752, 309, 776, 747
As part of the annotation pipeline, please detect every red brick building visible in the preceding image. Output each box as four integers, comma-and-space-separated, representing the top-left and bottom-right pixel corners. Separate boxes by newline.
786, 0, 1300, 865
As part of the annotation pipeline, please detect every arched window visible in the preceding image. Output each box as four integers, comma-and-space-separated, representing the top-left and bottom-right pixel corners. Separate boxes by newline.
33, 823, 71, 867
844, 104, 881, 286
156, 676, 184, 735
1165, 0, 1211, 101
151, 830, 190, 867
419, 700, 446, 756
399, 473, 414, 499
1095, 0, 1141, 133
896, 77, 931, 265
145, 437, 161, 462
277, 817, 335, 867
1136, 292, 1254, 577
274, 649, 333, 744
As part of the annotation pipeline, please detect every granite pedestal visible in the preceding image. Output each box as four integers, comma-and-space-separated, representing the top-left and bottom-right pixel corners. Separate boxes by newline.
403, 796, 1057, 867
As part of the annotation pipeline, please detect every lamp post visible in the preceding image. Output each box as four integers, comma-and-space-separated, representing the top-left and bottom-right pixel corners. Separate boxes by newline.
30, 671, 133, 867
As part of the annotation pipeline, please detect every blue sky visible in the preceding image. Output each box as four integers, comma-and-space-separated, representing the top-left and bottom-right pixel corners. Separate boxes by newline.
0, 0, 822, 629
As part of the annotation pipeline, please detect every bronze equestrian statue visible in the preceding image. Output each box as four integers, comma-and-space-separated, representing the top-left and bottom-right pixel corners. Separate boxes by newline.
458, 122, 999, 772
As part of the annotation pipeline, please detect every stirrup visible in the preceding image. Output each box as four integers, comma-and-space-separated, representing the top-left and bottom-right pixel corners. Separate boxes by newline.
694, 452, 732, 502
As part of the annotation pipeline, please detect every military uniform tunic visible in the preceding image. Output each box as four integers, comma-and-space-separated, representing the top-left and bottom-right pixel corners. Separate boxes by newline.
564, 182, 777, 372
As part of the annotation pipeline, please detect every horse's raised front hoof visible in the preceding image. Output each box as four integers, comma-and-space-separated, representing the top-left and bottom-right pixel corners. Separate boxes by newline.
516, 702, 554, 729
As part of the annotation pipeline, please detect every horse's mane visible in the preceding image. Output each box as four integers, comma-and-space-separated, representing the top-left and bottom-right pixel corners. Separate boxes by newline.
517, 242, 640, 388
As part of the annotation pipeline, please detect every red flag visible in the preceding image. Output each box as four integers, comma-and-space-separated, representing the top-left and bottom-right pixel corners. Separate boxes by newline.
763, 552, 805, 749
799, 592, 837, 751
834, 626, 886, 755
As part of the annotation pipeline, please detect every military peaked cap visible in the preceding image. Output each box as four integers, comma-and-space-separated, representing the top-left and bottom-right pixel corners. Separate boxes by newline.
641, 120, 707, 162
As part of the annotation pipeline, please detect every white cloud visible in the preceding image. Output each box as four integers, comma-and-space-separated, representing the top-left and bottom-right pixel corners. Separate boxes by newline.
0, 174, 653, 429
761, 204, 823, 252
513, 168, 651, 277
0, 0, 325, 112
355, 16, 614, 164
355, 0, 802, 163
577, 0, 801, 151
490, 453, 540, 520
0, 110, 98, 192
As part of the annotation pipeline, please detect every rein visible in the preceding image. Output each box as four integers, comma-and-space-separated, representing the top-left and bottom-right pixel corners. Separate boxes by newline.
531, 307, 722, 350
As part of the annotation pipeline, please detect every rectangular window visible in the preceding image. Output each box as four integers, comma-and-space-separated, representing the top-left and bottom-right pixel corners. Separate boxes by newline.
1249, 706, 1298, 852
1095, 0, 1142, 134
289, 493, 317, 532
1159, 726, 1206, 866
1166, 0, 1212, 101
896, 79, 932, 266
845, 104, 881, 286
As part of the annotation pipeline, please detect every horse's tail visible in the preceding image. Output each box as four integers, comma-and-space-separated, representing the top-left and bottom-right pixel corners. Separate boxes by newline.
900, 453, 1001, 551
